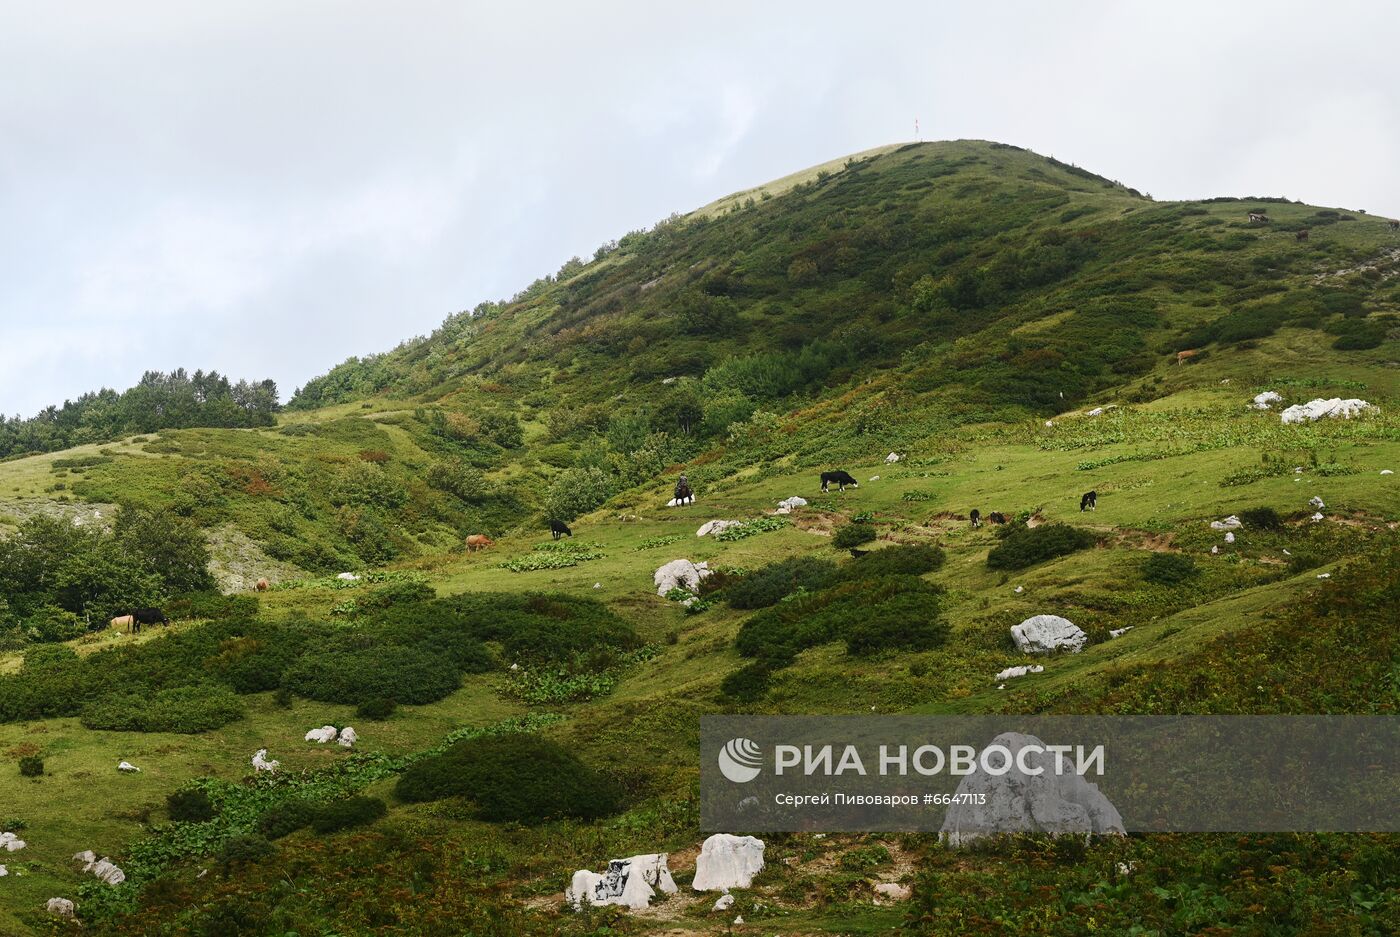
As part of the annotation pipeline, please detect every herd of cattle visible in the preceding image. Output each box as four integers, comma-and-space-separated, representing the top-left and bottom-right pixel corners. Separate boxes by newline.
108, 607, 170, 634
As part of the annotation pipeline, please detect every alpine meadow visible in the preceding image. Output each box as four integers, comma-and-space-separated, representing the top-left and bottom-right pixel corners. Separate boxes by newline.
2, 140, 1398, 935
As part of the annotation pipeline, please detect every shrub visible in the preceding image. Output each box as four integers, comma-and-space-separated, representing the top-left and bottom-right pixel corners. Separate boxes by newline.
832, 522, 878, 550
83, 684, 247, 734
726, 556, 837, 610
18, 755, 43, 777
986, 523, 1096, 570
1141, 552, 1199, 586
167, 788, 216, 823
395, 733, 621, 823
257, 799, 316, 839
283, 646, 461, 706
720, 662, 775, 702
1240, 506, 1283, 530
837, 543, 945, 580
310, 796, 387, 834
845, 590, 950, 656
356, 697, 397, 720
218, 833, 274, 872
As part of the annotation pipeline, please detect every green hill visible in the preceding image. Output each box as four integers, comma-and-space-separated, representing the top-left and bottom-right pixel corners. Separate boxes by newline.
1, 140, 1397, 935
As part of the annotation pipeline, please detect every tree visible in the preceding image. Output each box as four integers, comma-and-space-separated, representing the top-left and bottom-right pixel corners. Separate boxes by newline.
114, 508, 215, 594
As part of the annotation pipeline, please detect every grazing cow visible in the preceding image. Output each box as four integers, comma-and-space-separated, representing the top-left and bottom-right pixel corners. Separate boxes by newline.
849, 548, 870, 558
987, 512, 1008, 525
254, 578, 270, 592
1296, 229, 1309, 241
1080, 490, 1097, 512
1176, 349, 1199, 366
110, 614, 134, 632
970, 509, 982, 529
1390, 220, 1400, 231
820, 470, 859, 493
1247, 212, 1269, 224
465, 534, 494, 552
130, 608, 169, 633
549, 519, 573, 539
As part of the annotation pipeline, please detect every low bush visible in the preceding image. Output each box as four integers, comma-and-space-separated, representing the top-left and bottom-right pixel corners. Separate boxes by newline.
218, 833, 274, 872
395, 733, 621, 823
167, 788, 216, 823
283, 646, 461, 706
309, 796, 387, 834
837, 543, 945, 580
83, 684, 246, 734
18, 755, 43, 777
1142, 552, 1200, 586
257, 799, 316, 840
1240, 506, 1283, 530
832, 522, 878, 549
720, 661, 776, 702
986, 523, 1096, 570
356, 697, 397, 720
726, 556, 837, 610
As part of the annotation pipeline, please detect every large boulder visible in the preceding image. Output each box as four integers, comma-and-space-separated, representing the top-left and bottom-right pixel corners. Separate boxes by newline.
46, 898, 76, 918
776, 496, 807, 514
1010, 615, 1086, 655
252, 749, 279, 773
305, 725, 338, 743
654, 559, 711, 597
1209, 515, 1242, 531
692, 833, 766, 891
566, 853, 678, 910
1250, 391, 1282, 410
337, 726, 358, 748
1, 832, 26, 852
1280, 398, 1376, 424
940, 732, 1125, 847
697, 520, 744, 538
73, 851, 126, 886
117, 761, 140, 773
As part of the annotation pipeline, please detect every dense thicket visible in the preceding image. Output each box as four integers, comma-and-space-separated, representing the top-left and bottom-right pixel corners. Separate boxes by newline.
0, 369, 279, 459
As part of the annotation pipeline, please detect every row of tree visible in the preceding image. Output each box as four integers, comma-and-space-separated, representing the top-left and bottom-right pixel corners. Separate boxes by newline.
0, 369, 279, 459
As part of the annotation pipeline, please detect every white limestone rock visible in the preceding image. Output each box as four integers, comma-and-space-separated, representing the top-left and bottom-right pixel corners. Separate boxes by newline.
335, 572, 360, 581
566, 853, 678, 911
1311, 512, 1325, 523
874, 882, 912, 902
1010, 615, 1086, 655
73, 851, 125, 885
1308, 496, 1325, 510
654, 559, 711, 597
940, 732, 1125, 847
1224, 532, 1235, 544
117, 761, 140, 772
1109, 626, 1134, 638
885, 452, 901, 464
665, 496, 697, 507
1382, 470, 1394, 475
775, 496, 808, 514
712, 892, 735, 911
47, 898, 76, 918
1281, 398, 1376, 424
1210, 515, 1242, 530
1250, 391, 1283, 410
305, 725, 338, 743
1087, 407, 1105, 417
0, 865, 6, 877
252, 749, 279, 773
692, 833, 766, 891
993, 664, 1044, 682
697, 520, 744, 538
1, 833, 26, 852
337, 726, 358, 748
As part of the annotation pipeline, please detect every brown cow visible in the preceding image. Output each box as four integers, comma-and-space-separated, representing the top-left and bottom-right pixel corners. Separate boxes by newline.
255, 578, 270, 592
1390, 220, 1399, 232
110, 614, 134, 632
1296, 229, 1310, 241
466, 534, 495, 552
1176, 349, 1199, 366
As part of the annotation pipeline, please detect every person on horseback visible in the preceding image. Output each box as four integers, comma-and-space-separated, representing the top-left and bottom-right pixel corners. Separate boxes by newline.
674, 472, 692, 505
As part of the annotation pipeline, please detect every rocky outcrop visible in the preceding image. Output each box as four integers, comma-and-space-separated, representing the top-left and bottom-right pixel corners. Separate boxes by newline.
1280, 398, 1376, 424
73, 851, 125, 886
654, 559, 711, 597
305, 725, 338, 743
46, 898, 76, 918
1010, 615, 1086, 655
1, 832, 26, 852
697, 520, 744, 538
692, 834, 766, 891
776, 496, 808, 514
940, 732, 1125, 847
1210, 515, 1242, 530
1250, 391, 1282, 410
994, 664, 1044, 681
338, 727, 358, 748
566, 853, 678, 910
874, 882, 912, 902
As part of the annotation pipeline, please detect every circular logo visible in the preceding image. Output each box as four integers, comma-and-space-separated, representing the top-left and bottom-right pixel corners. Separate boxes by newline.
717, 737, 763, 783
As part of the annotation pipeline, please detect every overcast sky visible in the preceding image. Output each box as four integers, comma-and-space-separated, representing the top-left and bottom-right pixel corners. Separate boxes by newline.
3, 1, 1398, 417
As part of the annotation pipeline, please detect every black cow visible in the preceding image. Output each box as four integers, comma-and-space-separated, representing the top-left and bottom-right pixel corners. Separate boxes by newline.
1080, 490, 1097, 512
820, 470, 859, 493
987, 512, 1008, 525
849, 548, 871, 558
549, 519, 573, 539
129, 607, 169, 633
969, 508, 981, 528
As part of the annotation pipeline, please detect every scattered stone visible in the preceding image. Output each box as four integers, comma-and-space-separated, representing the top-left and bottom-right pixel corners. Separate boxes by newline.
1117, 861, 1137, 876
305, 725, 338, 744
509, 662, 520, 671
1087, 407, 1104, 416
712, 892, 735, 912
117, 761, 140, 773
693, 833, 766, 891
940, 731, 1125, 846
1, 833, 26, 852
1109, 626, 1134, 638
1311, 512, 1325, 523
734, 915, 745, 925
1210, 515, 1242, 530
1250, 391, 1282, 410
252, 749, 279, 773
775, 496, 808, 514
654, 559, 711, 597
1014, 585, 1024, 594
0, 865, 6, 877
874, 882, 912, 902
1224, 532, 1235, 544
46, 898, 76, 918
1280, 398, 1376, 424
337, 727, 358, 748
993, 664, 1044, 682
869, 475, 880, 481
1317, 573, 1331, 579
885, 452, 901, 464
593, 582, 601, 589
566, 853, 678, 910
697, 520, 744, 538
1308, 496, 1326, 510
335, 572, 360, 582
1382, 470, 1394, 475
1211, 545, 1220, 554
1010, 615, 1087, 655
73, 851, 125, 885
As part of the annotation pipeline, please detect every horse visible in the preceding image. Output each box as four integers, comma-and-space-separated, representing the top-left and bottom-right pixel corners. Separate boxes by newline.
549, 519, 573, 539
986, 512, 1008, 525
820, 470, 859, 493
1080, 490, 1097, 512
849, 548, 871, 558
970, 508, 982, 528
672, 482, 694, 506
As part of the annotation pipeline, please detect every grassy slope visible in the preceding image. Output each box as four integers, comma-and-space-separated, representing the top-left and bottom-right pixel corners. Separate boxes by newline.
2, 142, 1399, 933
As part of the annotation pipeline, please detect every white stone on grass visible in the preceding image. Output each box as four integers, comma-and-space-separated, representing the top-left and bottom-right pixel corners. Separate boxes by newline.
712, 892, 735, 911
993, 664, 1044, 682
117, 761, 140, 772
566, 853, 677, 911
1010, 615, 1086, 655
654, 559, 711, 597
1280, 398, 1376, 424
775, 496, 808, 514
0, 833, 25, 852
337, 727, 358, 748
252, 749, 279, 773
692, 834, 766, 891
305, 725, 338, 743
47, 898, 76, 918
697, 520, 744, 538
1210, 515, 1242, 530
1250, 391, 1282, 410
874, 882, 912, 902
